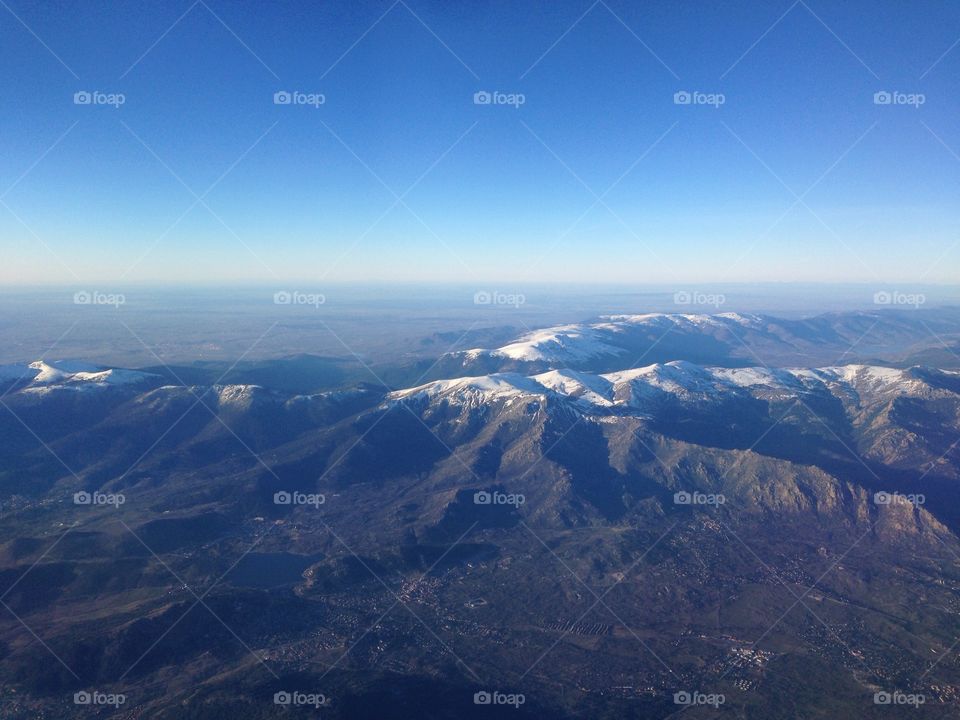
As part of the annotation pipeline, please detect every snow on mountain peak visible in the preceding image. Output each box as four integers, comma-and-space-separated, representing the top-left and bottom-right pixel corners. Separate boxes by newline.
531, 368, 615, 406
490, 324, 625, 362
391, 373, 547, 404
390, 361, 942, 414
452, 312, 768, 366
216, 384, 266, 407
2, 360, 157, 392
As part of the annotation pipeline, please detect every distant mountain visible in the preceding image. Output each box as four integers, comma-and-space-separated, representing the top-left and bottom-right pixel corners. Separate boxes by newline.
431, 310, 960, 377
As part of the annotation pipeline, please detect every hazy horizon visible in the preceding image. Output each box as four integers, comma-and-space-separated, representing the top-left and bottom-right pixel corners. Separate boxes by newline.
1, 281, 958, 366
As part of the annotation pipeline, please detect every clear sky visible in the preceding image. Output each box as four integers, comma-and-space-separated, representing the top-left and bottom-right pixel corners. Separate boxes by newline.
1, 0, 958, 285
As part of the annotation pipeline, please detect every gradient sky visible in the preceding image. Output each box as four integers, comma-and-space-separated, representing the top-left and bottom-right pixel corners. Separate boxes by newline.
1, 0, 958, 285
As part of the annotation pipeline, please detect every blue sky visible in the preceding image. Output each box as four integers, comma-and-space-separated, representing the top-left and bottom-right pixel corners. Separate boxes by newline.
1, 0, 958, 284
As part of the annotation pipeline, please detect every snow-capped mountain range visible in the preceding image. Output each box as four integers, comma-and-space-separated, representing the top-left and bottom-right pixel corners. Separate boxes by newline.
0, 360, 157, 392
391, 361, 956, 413
441, 310, 960, 373
3, 312, 960, 718
460, 313, 758, 363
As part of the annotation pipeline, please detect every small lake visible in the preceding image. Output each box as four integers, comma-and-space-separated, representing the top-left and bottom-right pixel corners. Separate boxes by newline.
225, 552, 322, 589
